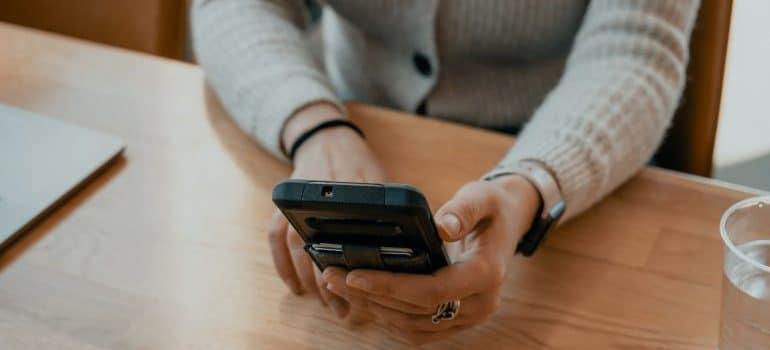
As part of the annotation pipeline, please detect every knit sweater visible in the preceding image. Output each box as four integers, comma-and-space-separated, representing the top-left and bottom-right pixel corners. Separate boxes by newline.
191, 0, 700, 219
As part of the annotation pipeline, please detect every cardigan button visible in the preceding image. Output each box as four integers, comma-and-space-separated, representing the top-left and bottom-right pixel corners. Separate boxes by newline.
412, 52, 432, 76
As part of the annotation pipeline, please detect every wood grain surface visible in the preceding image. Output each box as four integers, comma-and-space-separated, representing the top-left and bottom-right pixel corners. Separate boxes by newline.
0, 22, 764, 349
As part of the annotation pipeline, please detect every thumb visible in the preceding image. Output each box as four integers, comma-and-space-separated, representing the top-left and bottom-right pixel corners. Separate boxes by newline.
435, 182, 495, 242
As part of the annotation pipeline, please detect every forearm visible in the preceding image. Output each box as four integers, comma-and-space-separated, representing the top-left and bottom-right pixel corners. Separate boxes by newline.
191, 0, 342, 160
499, 0, 700, 220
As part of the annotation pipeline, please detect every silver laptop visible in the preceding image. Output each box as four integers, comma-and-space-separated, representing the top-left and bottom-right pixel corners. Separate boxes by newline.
0, 104, 124, 249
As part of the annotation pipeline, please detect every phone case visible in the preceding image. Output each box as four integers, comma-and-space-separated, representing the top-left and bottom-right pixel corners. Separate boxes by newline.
272, 180, 449, 274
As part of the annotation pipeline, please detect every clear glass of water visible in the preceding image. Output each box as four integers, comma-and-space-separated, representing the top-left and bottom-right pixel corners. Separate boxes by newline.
719, 196, 770, 350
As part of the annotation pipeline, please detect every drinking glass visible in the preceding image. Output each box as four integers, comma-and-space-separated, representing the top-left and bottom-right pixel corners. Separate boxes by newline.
719, 196, 770, 349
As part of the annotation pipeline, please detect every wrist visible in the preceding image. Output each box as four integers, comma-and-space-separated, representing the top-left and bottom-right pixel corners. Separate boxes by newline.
281, 101, 344, 154
486, 161, 567, 256
490, 174, 541, 233
292, 126, 367, 164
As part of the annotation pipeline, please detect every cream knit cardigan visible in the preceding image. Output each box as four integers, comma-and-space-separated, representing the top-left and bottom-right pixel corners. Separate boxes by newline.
192, 0, 700, 218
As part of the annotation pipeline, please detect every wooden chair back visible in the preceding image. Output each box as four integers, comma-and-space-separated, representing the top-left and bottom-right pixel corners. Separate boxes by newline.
655, 0, 733, 176
0, 0, 188, 59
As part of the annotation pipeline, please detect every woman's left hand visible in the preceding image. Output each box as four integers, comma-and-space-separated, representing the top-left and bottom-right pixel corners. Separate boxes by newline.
322, 175, 541, 345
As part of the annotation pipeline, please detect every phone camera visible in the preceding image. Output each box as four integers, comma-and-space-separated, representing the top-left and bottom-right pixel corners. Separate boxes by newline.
322, 186, 334, 198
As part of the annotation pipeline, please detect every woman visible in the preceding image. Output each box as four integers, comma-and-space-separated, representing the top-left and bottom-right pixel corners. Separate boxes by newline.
192, 0, 699, 344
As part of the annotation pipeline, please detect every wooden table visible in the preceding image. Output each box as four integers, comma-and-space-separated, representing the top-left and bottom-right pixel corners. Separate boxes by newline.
0, 22, 764, 349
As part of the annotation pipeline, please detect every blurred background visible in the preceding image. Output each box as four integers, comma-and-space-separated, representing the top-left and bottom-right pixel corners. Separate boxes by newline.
712, 1, 770, 191
0, 0, 190, 59
0, 0, 767, 191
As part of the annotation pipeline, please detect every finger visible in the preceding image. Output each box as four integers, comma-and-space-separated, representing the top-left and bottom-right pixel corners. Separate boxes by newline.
365, 294, 491, 332
323, 267, 388, 319
268, 211, 302, 294
322, 266, 351, 298
435, 181, 498, 241
286, 225, 318, 294
345, 306, 375, 326
314, 266, 330, 305
316, 266, 351, 319
388, 322, 475, 346
360, 293, 436, 315
328, 281, 435, 315
347, 258, 505, 307
321, 267, 357, 320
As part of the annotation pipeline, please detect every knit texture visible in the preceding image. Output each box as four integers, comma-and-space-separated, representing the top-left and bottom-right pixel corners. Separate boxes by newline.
192, 0, 699, 219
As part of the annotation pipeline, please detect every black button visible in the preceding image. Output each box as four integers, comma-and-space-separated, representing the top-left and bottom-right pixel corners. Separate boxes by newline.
416, 100, 427, 115
412, 52, 432, 76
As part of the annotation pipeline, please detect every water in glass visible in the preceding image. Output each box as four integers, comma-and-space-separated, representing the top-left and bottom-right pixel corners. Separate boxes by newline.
719, 240, 770, 350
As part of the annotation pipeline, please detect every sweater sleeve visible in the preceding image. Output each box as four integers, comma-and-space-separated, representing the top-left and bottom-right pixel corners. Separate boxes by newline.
499, 0, 700, 219
191, 0, 343, 160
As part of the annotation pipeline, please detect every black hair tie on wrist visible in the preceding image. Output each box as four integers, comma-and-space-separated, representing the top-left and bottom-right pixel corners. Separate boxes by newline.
288, 119, 365, 161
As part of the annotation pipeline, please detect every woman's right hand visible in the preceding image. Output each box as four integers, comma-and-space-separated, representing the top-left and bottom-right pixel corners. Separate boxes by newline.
268, 103, 386, 319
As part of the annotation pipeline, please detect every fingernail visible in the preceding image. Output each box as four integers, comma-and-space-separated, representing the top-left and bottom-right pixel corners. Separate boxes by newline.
329, 298, 349, 319
347, 274, 371, 291
326, 283, 341, 296
439, 213, 461, 239
322, 268, 334, 282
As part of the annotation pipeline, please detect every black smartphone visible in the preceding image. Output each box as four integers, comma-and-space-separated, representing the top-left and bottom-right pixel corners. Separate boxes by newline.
272, 180, 450, 274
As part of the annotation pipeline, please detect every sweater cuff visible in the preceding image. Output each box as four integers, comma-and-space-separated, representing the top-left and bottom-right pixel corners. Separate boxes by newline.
499, 135, 598, 220
255, 76, 344, 161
